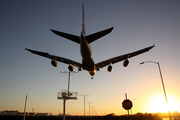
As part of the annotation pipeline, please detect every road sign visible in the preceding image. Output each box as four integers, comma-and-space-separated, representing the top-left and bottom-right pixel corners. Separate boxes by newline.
122, 99, 133, 110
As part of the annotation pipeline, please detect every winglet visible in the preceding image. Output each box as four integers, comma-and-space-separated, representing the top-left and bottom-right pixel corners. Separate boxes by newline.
25, 47, 27, 50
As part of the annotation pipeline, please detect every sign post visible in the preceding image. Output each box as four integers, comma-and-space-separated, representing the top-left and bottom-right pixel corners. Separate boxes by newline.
58, 71, 78, 120
122, 93, 133, 116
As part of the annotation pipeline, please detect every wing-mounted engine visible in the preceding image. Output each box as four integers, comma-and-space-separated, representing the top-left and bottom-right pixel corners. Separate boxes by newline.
107, 65, 113, 72
51, 60, 58, 67
123, 59, 129, 67
68, 65, 74, 72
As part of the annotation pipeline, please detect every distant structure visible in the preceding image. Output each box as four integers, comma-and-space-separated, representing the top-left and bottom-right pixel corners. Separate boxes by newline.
106, 113, 115, 116
87, 102, 93, 116
80, 94, 90, 116
57, 70, 78, 120
0, 110, 50, 116
57, 89, 78, 120
0, 110, 20, 116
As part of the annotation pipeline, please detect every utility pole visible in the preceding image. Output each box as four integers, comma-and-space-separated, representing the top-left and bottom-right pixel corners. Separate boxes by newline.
92, 106, 95, 116
87, 102, 93, 116
80, 94, 90, 116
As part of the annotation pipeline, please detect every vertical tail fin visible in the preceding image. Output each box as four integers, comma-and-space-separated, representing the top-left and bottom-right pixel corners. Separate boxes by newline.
82, 3, 86, 35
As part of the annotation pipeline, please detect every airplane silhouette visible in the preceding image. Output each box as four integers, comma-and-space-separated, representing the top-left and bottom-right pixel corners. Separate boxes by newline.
26, 4, 154, 79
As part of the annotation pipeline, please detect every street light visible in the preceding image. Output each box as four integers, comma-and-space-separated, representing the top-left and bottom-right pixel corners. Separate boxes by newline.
140, 61, 171, 120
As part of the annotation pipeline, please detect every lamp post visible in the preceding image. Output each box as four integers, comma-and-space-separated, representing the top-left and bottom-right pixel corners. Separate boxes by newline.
140, 61, 171, 120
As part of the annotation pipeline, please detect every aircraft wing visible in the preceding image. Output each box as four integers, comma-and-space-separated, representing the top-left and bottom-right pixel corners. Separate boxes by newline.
96, 45, 154, 69
25, 48, 83, 68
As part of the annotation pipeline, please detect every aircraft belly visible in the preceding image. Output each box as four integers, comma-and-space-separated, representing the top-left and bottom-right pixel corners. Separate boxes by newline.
82, 58, 95, 71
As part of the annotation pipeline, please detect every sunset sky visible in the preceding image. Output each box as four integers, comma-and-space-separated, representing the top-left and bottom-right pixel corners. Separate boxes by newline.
0, 0, 180, 115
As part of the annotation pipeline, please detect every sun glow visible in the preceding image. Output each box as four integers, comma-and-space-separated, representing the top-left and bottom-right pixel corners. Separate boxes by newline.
148, 93, 180, 113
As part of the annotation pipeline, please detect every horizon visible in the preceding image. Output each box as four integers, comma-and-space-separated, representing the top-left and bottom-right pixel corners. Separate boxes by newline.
1, 109, 180, 116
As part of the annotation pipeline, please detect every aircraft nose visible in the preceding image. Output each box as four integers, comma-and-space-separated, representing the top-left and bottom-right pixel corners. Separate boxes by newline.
89, 70, 96, 76
89, 71, 96, 79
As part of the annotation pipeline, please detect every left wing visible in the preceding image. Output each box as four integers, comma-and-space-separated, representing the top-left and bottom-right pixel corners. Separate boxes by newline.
96, 45, 154, 69
25, 48, 83, 68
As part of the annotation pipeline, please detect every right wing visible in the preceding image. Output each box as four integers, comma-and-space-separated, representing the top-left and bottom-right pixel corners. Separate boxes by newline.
96, 45, 154, 69
25, 48, 83, 68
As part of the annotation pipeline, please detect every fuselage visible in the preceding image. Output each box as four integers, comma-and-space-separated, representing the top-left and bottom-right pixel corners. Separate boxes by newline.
80, 32, 96, 77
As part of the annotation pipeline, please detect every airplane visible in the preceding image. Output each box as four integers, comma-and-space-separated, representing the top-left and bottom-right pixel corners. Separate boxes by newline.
26, 4, 154, 79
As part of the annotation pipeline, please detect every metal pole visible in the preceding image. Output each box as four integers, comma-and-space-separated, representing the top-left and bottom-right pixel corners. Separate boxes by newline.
84, 95, 86, 116
140, 61, 171, 120
157, 62, 171, 120
89, 103, 90, 116
60, 70, 79, 96
63, 98, 66, 120
68, 71, 70, 96
59, 70, 78, 120
125, 93, 129, 117
87, 102, 93, 116
80, 94, 90, 116
84, 95, 85, 116
23, 95, 28, 120
92, 106, 95, 116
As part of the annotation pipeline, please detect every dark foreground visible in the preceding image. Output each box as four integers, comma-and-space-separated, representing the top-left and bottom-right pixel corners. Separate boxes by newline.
0, 115, 162, 120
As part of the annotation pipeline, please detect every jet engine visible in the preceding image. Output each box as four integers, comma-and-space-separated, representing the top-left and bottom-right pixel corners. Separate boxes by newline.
68, 65, 74, 72
51, 60, 58, 67
107, 65, 113, 72
123, 59, 129, 67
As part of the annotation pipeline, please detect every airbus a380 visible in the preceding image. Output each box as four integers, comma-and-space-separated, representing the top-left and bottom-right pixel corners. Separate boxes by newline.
26, 4, 154, 79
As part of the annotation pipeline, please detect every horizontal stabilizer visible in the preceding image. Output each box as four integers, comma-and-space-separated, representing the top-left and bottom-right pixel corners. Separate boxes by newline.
85, 27, 114, 44
50, 29, 80, 44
